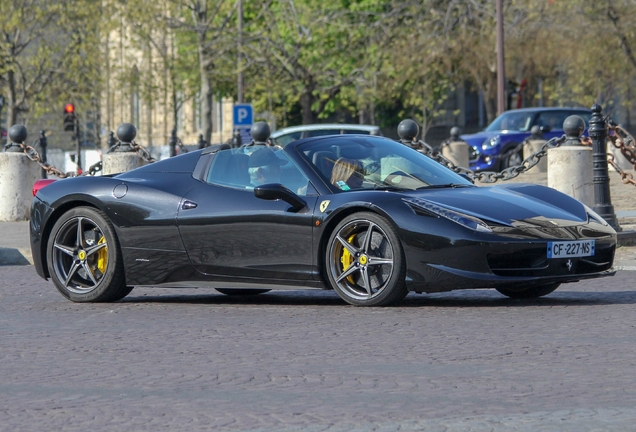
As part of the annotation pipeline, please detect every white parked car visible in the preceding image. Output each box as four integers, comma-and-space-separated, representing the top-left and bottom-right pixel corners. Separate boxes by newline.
270, 124, 381, 147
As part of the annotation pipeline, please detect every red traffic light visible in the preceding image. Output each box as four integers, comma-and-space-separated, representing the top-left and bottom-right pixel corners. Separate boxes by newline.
64, 104, 75, 114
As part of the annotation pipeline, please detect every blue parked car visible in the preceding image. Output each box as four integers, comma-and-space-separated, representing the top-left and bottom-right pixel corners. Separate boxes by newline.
462, 107, 592, 171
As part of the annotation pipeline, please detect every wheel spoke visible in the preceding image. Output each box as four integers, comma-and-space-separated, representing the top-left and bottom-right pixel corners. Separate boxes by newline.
54, 243, 75, 257
85, 242, 107, 258
75, 217, 84, 248
360, 267, 373, 296
335, 263, 359, 284
336, 234, 359, 256
64, 261, 81, 287
81, 262, 98, 286
367, 255, 393, 267
361, 222, 376, 254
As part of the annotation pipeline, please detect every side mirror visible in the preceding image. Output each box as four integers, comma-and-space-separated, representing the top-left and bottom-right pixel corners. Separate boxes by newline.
254, 183, 306, 211
540, 125, 552, 133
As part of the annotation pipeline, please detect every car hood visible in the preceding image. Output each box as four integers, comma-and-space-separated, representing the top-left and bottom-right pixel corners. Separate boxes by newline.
403, 183, 590, 227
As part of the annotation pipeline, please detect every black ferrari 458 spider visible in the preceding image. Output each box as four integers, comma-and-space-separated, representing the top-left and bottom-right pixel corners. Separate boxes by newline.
30, 134, 616, 306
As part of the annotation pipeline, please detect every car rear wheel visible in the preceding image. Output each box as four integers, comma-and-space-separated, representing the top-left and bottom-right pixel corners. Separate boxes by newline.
325, 212, 407, 306
46, 207, 128, 302
496, 282, 560, 299
216, 289, 271, 296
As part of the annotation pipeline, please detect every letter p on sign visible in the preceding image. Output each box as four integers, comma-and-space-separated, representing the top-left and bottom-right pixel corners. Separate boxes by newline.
233, 104, 253, 128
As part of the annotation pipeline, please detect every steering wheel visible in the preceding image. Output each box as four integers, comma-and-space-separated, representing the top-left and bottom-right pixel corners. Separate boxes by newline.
384, 170, 408, 186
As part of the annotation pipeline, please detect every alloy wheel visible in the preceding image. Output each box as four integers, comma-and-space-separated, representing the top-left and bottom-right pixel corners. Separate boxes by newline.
51, 216, 109, 294
328, 218, 395, 301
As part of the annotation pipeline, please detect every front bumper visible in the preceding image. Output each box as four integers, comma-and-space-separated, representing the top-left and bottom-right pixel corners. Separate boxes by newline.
469, 146, 500, 171
403, 229, 616, 293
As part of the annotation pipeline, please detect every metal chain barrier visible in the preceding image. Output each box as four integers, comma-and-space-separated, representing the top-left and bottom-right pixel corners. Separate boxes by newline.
17, 143, 74, 178
605, 121, 636, 186
497, 141, 526, 164
129, 141, 156, 163
12, 138, 155, 179
406, 135, 566, 183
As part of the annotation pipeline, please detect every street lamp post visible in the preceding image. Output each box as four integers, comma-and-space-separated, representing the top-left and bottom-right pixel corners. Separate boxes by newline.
589, 104, 620, 230
496, 0, 505, 115
237, 0, 244, 104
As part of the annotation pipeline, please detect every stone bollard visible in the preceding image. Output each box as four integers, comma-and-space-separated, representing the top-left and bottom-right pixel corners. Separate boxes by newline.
441, 126, 470, 168
0, 125, 42, 221
102, 123, 146, 175
547, 115, 594, 207
523, 125, 548, 172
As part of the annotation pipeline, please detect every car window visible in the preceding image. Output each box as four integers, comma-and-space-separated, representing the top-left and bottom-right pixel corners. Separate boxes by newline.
299, 137, 473, 192
486, 112, 534, 132
271, 132, 302, 147
206, 146, 313, 196
342, 129, 372, 135
304, 129, 342, 138
535, 111, 580, 131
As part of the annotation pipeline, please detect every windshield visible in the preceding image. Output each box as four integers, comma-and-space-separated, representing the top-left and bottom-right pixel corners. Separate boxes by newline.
485, 111, 534, 132
297, 136, 474, 192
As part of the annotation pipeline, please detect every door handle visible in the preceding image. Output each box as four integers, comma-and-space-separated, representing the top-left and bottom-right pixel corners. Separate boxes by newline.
182, 200, 198, 210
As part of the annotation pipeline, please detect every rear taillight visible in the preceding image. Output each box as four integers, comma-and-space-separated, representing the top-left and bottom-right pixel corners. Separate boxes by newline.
33, 179, 56, 196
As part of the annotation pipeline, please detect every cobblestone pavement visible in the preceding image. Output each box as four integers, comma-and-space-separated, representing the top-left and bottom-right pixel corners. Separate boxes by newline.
2, 266, 636, 431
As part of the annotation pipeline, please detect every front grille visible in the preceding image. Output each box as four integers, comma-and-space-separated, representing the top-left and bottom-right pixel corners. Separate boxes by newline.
487, 248, 548, 276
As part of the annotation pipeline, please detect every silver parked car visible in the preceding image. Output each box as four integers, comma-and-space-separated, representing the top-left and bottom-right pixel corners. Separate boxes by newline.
270, 124, 381, 147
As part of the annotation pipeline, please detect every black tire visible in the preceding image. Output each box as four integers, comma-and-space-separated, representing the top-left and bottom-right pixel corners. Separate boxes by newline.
499, 143, 522, 169
216, 289, 271, 296
46, 206, 128, 302
325, 212, 407, 306
496, 283, 560, 299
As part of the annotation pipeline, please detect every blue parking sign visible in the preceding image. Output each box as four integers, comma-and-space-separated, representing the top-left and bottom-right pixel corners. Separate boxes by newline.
233, 104, 253, 128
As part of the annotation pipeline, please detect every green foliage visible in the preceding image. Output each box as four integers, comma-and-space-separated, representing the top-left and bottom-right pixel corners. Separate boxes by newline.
0, 0, 106, 136
6, 0, 636, 142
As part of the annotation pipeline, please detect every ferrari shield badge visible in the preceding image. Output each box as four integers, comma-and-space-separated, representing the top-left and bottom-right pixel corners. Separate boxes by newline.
320, 200, 330, 212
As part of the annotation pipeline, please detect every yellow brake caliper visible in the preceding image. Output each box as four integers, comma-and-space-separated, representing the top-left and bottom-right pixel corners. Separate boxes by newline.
340, 234, 357, 283
97, 236, 108, 274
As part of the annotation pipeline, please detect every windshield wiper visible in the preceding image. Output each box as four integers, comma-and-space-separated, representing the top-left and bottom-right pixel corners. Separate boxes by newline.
367, 184, 405, 191
416, 183, 474, 190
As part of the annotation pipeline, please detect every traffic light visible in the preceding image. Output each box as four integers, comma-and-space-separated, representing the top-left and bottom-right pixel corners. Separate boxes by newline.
63, 104, 76, 131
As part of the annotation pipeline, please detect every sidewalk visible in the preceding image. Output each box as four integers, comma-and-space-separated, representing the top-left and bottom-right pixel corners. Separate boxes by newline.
2, 170, 635, 268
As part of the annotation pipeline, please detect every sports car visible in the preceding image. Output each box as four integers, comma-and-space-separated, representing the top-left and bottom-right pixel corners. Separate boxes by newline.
30, 134, 616, 306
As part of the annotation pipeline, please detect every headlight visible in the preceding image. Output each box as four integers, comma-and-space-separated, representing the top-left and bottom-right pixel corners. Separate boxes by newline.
482, 136, 500, 150
583, 204, 609, 226
403, 197, 492, 233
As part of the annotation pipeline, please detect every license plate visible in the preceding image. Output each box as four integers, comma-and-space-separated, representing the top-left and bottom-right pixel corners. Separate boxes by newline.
547, 240, 595, 258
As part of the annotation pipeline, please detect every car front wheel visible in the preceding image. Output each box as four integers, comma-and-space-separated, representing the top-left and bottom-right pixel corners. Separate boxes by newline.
500, 143, 523, 169
46, 207, 128, 302
325, 212, 407, 306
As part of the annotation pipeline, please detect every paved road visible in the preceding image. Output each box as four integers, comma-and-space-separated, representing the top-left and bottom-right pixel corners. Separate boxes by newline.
2, 266, 636, 431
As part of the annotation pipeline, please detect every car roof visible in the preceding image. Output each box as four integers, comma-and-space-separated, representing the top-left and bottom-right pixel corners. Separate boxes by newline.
285, 133, 393, 151
499, 107, 591, 114
270, 123, 380, 137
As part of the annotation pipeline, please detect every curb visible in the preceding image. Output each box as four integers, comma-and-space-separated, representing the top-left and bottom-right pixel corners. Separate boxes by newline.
617, 229, 636, 247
